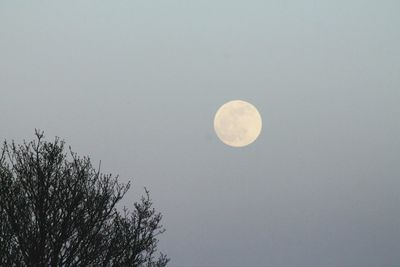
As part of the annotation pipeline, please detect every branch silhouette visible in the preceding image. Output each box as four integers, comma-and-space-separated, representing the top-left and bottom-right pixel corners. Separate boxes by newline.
0, 130, 169, 267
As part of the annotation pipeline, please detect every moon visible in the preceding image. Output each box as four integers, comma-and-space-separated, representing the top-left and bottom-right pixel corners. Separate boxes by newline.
214, 100, 262, 147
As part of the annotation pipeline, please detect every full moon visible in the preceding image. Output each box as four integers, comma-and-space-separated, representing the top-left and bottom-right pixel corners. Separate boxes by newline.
214, 100, 262, 147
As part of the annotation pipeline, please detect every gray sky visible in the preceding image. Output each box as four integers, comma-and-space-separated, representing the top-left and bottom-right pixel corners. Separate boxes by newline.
1, 1, 399, 266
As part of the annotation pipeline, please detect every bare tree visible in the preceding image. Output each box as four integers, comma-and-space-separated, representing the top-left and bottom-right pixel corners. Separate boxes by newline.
0, 130, 169, 267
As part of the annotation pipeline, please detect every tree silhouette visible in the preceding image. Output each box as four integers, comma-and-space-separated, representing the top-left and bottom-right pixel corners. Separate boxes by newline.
0, 131, 169, 267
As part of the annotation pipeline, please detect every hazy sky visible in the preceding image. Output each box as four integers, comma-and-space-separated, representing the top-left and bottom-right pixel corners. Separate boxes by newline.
1, 1, 399, 266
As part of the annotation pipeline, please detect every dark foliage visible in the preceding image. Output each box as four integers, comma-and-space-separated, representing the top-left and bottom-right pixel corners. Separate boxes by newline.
0, 131, 169, 267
